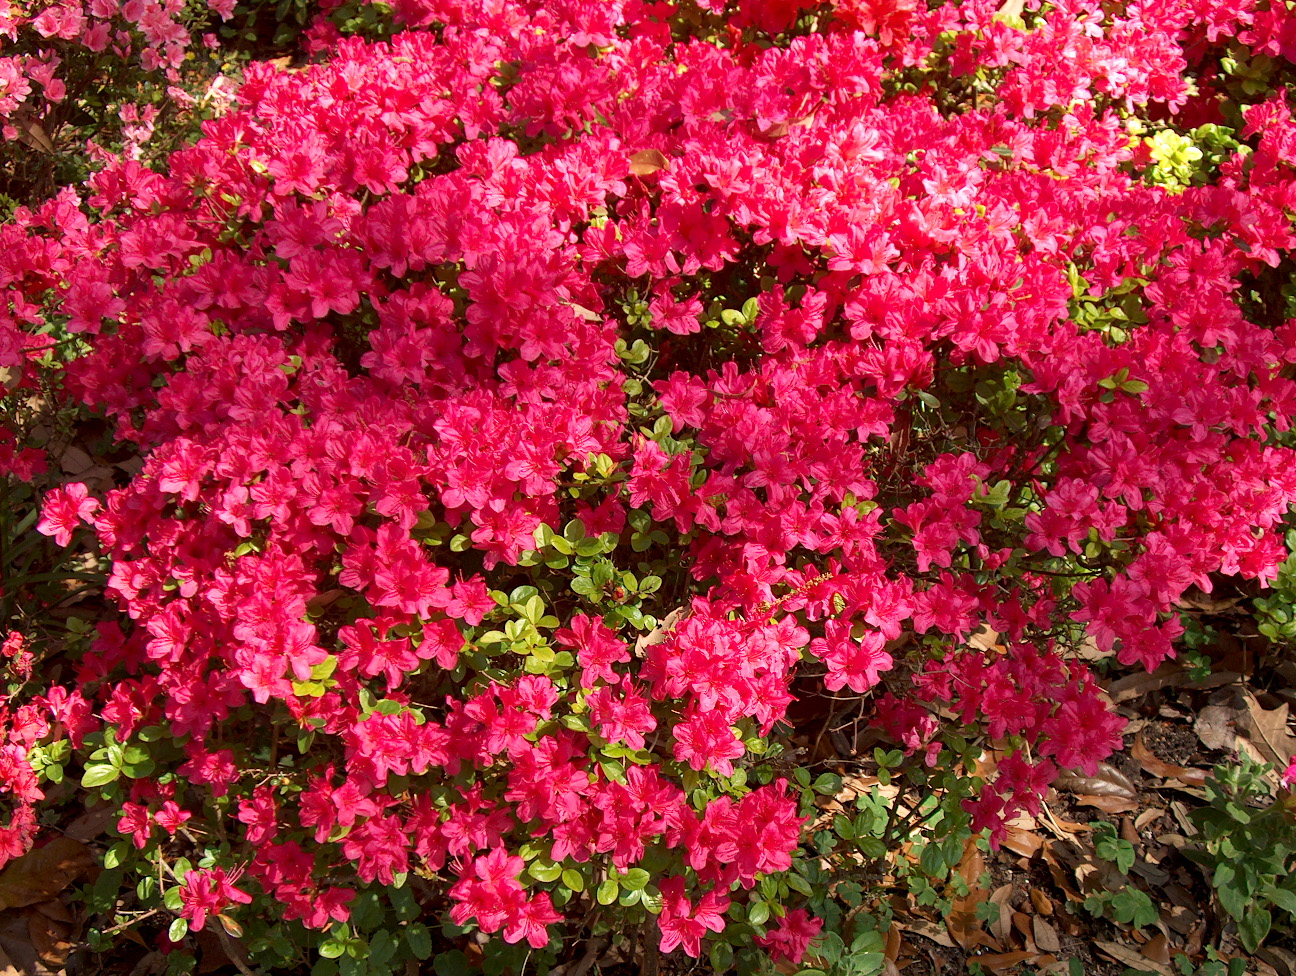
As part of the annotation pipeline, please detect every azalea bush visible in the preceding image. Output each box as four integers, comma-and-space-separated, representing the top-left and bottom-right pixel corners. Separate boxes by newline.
5, 0, 1296, 972
0, 0, 243, 208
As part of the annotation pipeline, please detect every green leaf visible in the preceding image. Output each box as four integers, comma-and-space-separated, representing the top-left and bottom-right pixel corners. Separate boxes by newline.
350, 892, 383, 932
640, 887, 663, 913
748, 901, 770, 926
919, 843, 945, 879
1237, 906, 1272, 952
81, 764, 119, 788
405, 923, 432, 960
103, 842, 128, 870
786, 873, 813, 896
710, 941, 734, 972
834, 814, 855, 841
1217, 875, 1248, 920
369, 930, 396, 966
561, 868, 585, 892
433, 950, 472, 976
858, 837, 887, 859
168, 917, 188, 943
618, 887, 642, 907
163, 887, 184, 911
597, 878, 619, 905
621, 868, 651, 891
528, 860, 562, 883
812, 773, 842, 795
121, 745, 150, 765
1261, 885, 1296, 916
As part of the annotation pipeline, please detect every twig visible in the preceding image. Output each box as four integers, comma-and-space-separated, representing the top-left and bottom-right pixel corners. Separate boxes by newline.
640, 919, 660, 976
216, 923, 262, 976
100, 907, 161, 936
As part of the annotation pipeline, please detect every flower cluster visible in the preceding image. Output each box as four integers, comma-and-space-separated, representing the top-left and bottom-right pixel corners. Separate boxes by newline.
4, 0, 1296, 968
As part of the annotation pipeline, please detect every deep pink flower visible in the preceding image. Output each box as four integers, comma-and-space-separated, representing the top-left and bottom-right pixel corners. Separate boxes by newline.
36, 483, 98, 547
756, 909, 823, 964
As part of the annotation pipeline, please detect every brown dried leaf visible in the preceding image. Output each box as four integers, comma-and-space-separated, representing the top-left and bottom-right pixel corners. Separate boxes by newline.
974, 745, 1009, 781
971, 951, 1039, 973
1041, 813, 1091, 836
1073, 793, 1140, 814
1141, 933, 1173, 967
904, 917, 955, 948
1096, 940, 1174, 975
1002, 826, 1044, 858
1037, 963, 1077, 976
564, 302, 602, 322
1132, 733, 1208, 786
0, 839, 96, 911
64, 803, 117, 842
306, 589, 345, 615
1240, 691, 1296, 766
1012, 911, 1035, 947
33, 900, 72, 924
1194, 704, 1239, 751
884, 924, 904, 963
195, 925, 250, 975
1169, 800, 1199, 837
59, 446, 94, 475
1108, 663, 1186, 703
1120, 817, 1141, 846
967, 625, 1004, 654
1053, 763, 1137, 799
1175, 588, 1240, 613
947, 842, 995, 951
15, 117, 54, 154
628, 149, 668, 176
130, 951, 170, 976
0, 911, 50, 976
1033, 918, 1061, 954
1042, 843, 1083, 902
989, 884, 1015, 946
1258, 946, 1296, 976
1132, 859, 1171, 886
635, 607, 687, 656
1135, 808, 1166, 831
27, 906, 73, 968
1030, 889, 1053, 916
